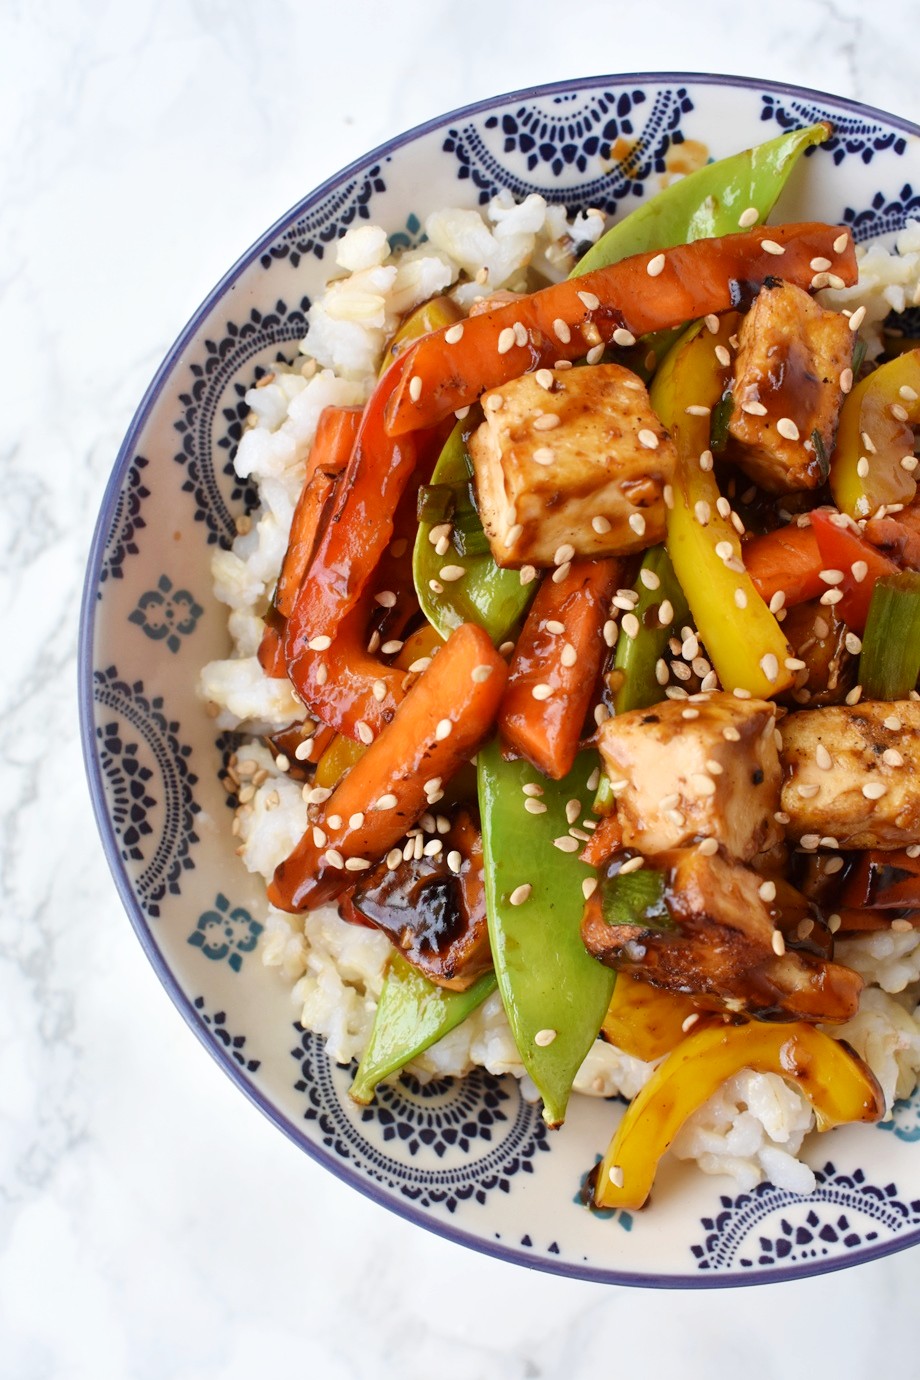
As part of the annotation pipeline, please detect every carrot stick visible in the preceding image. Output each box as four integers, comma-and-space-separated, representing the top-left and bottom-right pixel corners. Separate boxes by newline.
257, 617, 288, 678
580, 814, 623, 869
268, 622, 508, 911
275, 406, 362, 618
498, 558, 621, 779
743, 521, 826, 607
384, 223, 857, 435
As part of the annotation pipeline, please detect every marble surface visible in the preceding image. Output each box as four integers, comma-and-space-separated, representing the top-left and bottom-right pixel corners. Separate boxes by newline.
6, 1, 920, 1375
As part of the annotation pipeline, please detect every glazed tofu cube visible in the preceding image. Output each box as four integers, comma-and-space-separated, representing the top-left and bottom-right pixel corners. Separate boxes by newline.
598, 692, 783, 860
728, 280, 853, 493
779, 700, 920, 848
468, 363, 677, 567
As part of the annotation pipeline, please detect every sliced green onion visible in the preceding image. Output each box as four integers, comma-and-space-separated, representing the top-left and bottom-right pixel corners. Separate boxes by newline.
451, 516, 492, 557
593, 772, 616, 816
852, 337, 868, 380
710, 390, 734, 454
600, 867, 672, 931
811, 428, 830, 483
858, 571, 920, 700
416, 482, 460, 525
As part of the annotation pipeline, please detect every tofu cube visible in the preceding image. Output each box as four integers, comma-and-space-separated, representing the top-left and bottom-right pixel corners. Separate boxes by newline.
468, 363, 677, 567
779, 699, 920, 848
598, 692, 783, 860
728, 280, 853, 493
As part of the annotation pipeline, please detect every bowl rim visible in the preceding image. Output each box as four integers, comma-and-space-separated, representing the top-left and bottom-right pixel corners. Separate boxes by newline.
79, 70, 920, 1287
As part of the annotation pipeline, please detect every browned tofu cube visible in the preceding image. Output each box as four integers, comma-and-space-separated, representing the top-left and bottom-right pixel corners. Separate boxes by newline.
598, 692, 783, 860
779, 699, 920, 848
727, 280, 853, 493
468, 363, 677, 567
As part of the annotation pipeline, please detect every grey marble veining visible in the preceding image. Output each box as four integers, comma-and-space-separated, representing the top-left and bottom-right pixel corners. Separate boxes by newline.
4, 1, 920, 1375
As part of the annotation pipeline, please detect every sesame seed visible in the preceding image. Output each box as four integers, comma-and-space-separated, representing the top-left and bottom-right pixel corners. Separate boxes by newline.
738, 206, 759, 228
554, 542, 575, 566
553, 835, 579, 853
422, 839, 442, 858
621, 612, 640, 639
850, 560, 868, 583
408, 375, 422, 402
715, 344, 731, 367
585, 344, 604, 365
520, 565, 537, 586
863, 780, 887, 799
444, 849, 461, 874
694, 500, 711, 526
533, 446, 555, 466
733, 687, 752, 699
345, 857, 371, 872
639, 569, 661, 593
582, 877, 598, 901
758, 880, 777, 903
845, 685, 863, 705
553, 318, 571, 344
722, 726, 741, 742
592, 514, 612, 535
654, 658, 669, 685
552, 562, 572, 584
386, 848, 403, 870
833, 231, 850, 254
312, 824, 327, 848
741, 399, 768, 416
690, 773, 717, 797
820, 589, 843, 606
497, 327, 516, 354
469, 664, 494, 687
884, 715, 902, 731
686, 405, 712, 417
619, 856, 645, 874
658, 599, 674, 626
564, 799, 581, 825
842, 632, 861, 656
603, 619, 619, 647
902, 455, 919, 472
770, 591, 787, 614
524, 798, 547, 815
681, 707, 700, 720
560, 643, 577, 668
760, 239, 785, 256
815, 744, 832, 770
715, 539, 733, 562
374, 794, 398, 811
534, 1028, 557, 1047
294, 740, 313, 762
315, 664, 329, 686
509, 883, 532, 906
348, 812, 365, 831
533, 414, 561, 432
381, 639, 404, 655
613, 327, 636, 347
352, 720, 373, 746
532, 683, 554, 701
485, 393, 504, 412
375, 590, 397, 609
535, 367, 554, 390
522, 782, 544, 797
513, 322, 528, 348
699, 449, 714, 472
777, 417, 800, 441
628, 513, 647, 537
901, 384, 920, 402
444, 322, 464, 344
771, 930, 786, 956
856, 457, 870, 479
839, 367, 854, 394
307, 634, 332, 652
545, 619, 565, 635
323, 848, 345, 870
907, 844, 920, 859
810, 256, 832, 272
439, 564, 466, 583
663, 484, 674, 510
734, 589, 748, 609
646, 253, 666, 277
638, 429, 659, 450
435, 719, 452, 741
760, 653, 779, 683
577, 289, 600, 311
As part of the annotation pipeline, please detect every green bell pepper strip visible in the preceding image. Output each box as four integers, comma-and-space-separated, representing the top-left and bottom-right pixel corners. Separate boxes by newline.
478, 741, 616, 1128
350, 954, 497, 1105
858, 571, 920, 700
572, 121, 830, 276
613, 545, 691, 715
413, 423, 535, 644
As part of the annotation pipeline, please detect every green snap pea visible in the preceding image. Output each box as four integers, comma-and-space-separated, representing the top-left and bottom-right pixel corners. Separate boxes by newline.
613, 546, 691, 715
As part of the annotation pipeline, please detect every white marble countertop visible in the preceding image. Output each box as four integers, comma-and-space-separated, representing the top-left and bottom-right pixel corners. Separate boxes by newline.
6, 1, 920, 1375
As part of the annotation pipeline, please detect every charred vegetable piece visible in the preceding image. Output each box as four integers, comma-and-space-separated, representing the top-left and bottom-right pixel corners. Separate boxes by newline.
572, 122, 831, 276
385, 224, 857, 435
349, 955, 496, 1105
314, 732, 366, 790
858, 571, 920, 699
257, 614, 288, 679
275, 406, 362, 618
830, 347, 920, 518
413, 423, 534, 644
778, 600, 857, 707
580, 813, 623, 869
498, 557, 621, 779
597, 692, 783, 862
835, 907, 920, 932
743, 520, 827, 608
600, 973, 703, 1063
478, 743, 616, 1127
650, 319, 795, 697
348, 812, 491, 991
810, 509, 900, 634
838, 848, 920, 911
378, 295, 462, 377
581, 849, 862, 1023
612, 545, 691, 715
591, 1019, 885, 1210
864, 503, 920, 569
779, 699, 920, 849
269, 622, 507, 911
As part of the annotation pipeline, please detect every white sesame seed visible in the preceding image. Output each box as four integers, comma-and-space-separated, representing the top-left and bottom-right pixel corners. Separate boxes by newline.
524, 798, 547, 814
552, 562, 572, 585
638, 429, 659, 450
307, 634, 333, 653
381, 640, 404, 655
856, 457, 870, 479
759, 653, 779, 683
408, 375, 422, 402
850, 560, 868, 583
585, 344, 604, 365
577, 289, 600, 311
901, 385, 919, 402
315, 664, 329, 686
694, 500, 711, 526
485, 393, 504, 412
776, 417, 800, 441
497, 327, 516, 354
845, 685, 864, 705
715, 344, 731, 368
810, 256, 832, 272
613, 327, 636, 347
520, 565, 537, 586
907, 844, 920, 859
469, 664, 494, 687
554, 542, 575, 566
901, 455, 919, 472
553, 318, 571, 344
663, 484, 674, 510
639, 568, 661, 592
439, 564, 466, 583
771, 930, 786, 956
689, 773, 717, 797
533, 413, 561, 432
849, 306, 867, 332
741, 399, 768, 416
534, 1028, 557, 1047
375, 590, 397, 609
560, 643, 577, 668
545, 620, 565, 635
714, 539, 733, 562
532, 446, 556, 468
513, 322, 528, 348
820, 589, 843, 606
734, 588, 748, 609
454, 406, 470, 419
757, 880, 777, 904
843, 632, 862, 656
592, 514, 612, 535
603, 619, 619, 647
553, 836, 579, 853
312, 825, 327, 848
770, 591, 787, 615
882, 748, 904, 767
345, 856, 371, 872
761, 239, 785, 256
434, 719, 452, 742
509, 883, 532, 906
619, 856, 645, 874
884, 715, 903, 731
374, 794, 398, 811
891, 403, 910, 423
839, 367, 854, 394
699, 449, 714, 472
564, 799, 581, 825
686, 405, 712, 417
386, 848, 403, 870
621, 612, 640, 639
532, 683, 554, 701
733, 687, 752, 699
535, 368, 554, 390
815, 744, 832, 771
738, 206, 759, 228
833, 231, 850, 254
628, 513, 647, 538
646, 253, 666, 277
863, 780, 888, 799
522, 782, 544, 797
582, 877, 598, 901
658, 599, 674, 626
444, 322, 464, 344
323, 848, 344, 870
446, 849, 461, 873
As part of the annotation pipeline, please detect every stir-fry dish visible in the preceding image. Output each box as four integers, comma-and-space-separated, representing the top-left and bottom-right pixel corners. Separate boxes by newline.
202, 122, 920, 1209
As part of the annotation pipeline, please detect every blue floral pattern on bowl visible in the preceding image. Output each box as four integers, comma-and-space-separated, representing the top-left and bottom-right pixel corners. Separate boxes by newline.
80, 74, 920, 1287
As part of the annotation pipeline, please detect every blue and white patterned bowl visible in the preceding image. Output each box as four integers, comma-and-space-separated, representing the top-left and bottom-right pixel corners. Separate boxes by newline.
80, 74, 920, 1286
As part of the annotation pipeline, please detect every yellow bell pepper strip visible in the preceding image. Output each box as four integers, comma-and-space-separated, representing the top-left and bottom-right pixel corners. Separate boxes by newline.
858, 571, 920, 699
378, 295, 462, 378
314, 731, 366, 790
385, 223, 857, 436
572, 123, 831, 276
478, 742, 616, 1127
413, 423, 536, 644
830, 348, 920, 518
612, 545, 691, 714
592, 1018, 885, 1211
601, 973, 702, 1063
650, 320, 795, 697
350, 954, 496, 1105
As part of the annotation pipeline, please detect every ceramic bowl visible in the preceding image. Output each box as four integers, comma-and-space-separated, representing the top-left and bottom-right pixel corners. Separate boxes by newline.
80, 73, 920, 1286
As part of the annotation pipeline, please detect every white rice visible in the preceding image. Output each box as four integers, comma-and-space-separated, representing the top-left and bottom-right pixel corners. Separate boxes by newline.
201, 195, 920, 1198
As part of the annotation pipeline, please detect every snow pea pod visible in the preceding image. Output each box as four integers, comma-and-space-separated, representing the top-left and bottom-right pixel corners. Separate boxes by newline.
413, 422, 535, 643
613, 545, 690, 715
350, 954, 496, 1105
572, 121, 830, 277
478, 741, 616, 1128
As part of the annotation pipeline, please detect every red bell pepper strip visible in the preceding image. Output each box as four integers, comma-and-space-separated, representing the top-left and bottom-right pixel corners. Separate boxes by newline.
498, 558, 621, 780
269, 622, 508, 911
810, 509, 900, 632
274, 406, 362, 619
743, 521, 827, 607
384, 223, 857, 436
